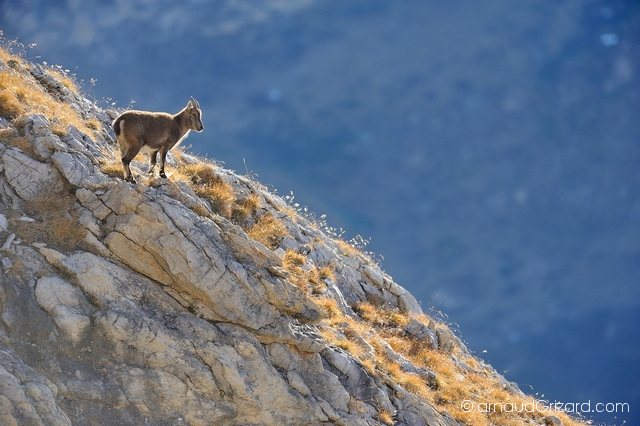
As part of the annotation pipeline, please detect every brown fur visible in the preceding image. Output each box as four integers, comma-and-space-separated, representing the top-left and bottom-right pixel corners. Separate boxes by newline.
113, 97, 204, 183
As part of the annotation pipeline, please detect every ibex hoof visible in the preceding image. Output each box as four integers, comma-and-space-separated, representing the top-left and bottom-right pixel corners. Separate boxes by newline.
159, 173, 167, 179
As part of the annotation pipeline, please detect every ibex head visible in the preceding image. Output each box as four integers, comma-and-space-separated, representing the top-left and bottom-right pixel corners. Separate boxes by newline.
187, 97, 204, 132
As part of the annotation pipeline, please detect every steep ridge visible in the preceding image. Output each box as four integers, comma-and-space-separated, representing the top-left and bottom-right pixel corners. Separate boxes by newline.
0, 47, 585, 425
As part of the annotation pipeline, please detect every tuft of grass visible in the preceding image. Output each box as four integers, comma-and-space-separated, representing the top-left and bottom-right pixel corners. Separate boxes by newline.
0, 90, 23, 119
283, 249, 305, 269
395, 370, 426, 396
334, 338, 360, 355
197, 175, 236, 218
0, 128, 34, 154
188, 203, 211, 218
85, 117, 101, 131
304, 262, 335, 295
378, 409, 395, 426
281, 249, 336, 293
247, 212, 288, 250
173, 157, 218, 186
12, 188, 87, 253
168, 156, 264, 226
317, 264, 336, 281
336, 238, 361, 256
99, 161, 124, 179
317, 327, 356, 359
0, 45, 16, 63
353, 302, 410, 329
313, 296, 341, 319
231, 193, 261, 226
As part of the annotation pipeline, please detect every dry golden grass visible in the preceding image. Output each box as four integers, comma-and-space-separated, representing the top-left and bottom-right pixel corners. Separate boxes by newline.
305, 262, 335, 295
317, 264, 336, 281
334, 337, 362, 355
97, 142, 292, 251
247, 213, 288, 250
171, 155, 218, 185
168, 157, 253, 224
381, 324, 585, 426
12, 188, 87, 253
199, 176, 236, 217
336, 238, 362, 257
100, 146, 277, 232
378, 409, 396, 426
283, 248, 305, 268
353, 301, 410, 329
281, 249, 337, 294
391, 367, 426, 396
188, 203, 211, 218
316, 323, 370, 364
99, 161, 124, 179
314, 296, 341, 319
165, 158, 239, 220
231, 193, 261, 225
0, 128, 34, 154
0, 46, 99, 137
308, 271, 328, 294
314, 297, 357, 353
0, 90, 23, 119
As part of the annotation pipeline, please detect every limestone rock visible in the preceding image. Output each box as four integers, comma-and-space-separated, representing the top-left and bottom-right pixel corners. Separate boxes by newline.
0, 348, 72, 426
404, 318, 438, 350
2, 148, 64, 199
34, 276, 92, 344
0, 213, 8, 232
51, 150, 109, 189
22, 114, 67, 160
545, 415, 563, 426
435, 325, 464, 354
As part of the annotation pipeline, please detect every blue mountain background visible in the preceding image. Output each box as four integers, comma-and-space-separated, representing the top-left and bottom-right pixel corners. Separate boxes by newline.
1, 1, 638, 424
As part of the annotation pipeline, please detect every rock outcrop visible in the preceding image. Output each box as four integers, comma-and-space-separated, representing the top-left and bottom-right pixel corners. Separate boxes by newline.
0, 53, 582, 426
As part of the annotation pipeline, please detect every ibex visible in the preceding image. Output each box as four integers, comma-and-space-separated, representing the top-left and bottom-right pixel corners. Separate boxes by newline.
113, 97, 204, 183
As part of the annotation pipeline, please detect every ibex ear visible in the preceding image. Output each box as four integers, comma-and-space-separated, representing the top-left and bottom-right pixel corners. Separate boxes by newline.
190, 97, 200, 109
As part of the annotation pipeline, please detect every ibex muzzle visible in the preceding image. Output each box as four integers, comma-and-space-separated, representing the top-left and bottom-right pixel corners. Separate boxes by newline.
113, 97, 204, 183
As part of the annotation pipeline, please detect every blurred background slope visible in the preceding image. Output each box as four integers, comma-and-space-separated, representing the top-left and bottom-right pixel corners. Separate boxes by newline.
1, 0, 638, 423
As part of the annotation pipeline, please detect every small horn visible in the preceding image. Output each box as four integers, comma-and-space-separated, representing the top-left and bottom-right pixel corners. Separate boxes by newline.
190, 96, 200, 109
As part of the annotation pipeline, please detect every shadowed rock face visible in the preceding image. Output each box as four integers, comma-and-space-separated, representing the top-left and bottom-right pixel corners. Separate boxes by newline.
0, 63, 464, 426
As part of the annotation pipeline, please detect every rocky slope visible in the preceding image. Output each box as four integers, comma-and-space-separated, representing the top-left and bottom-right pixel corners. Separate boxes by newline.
0, 49, 584, 425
